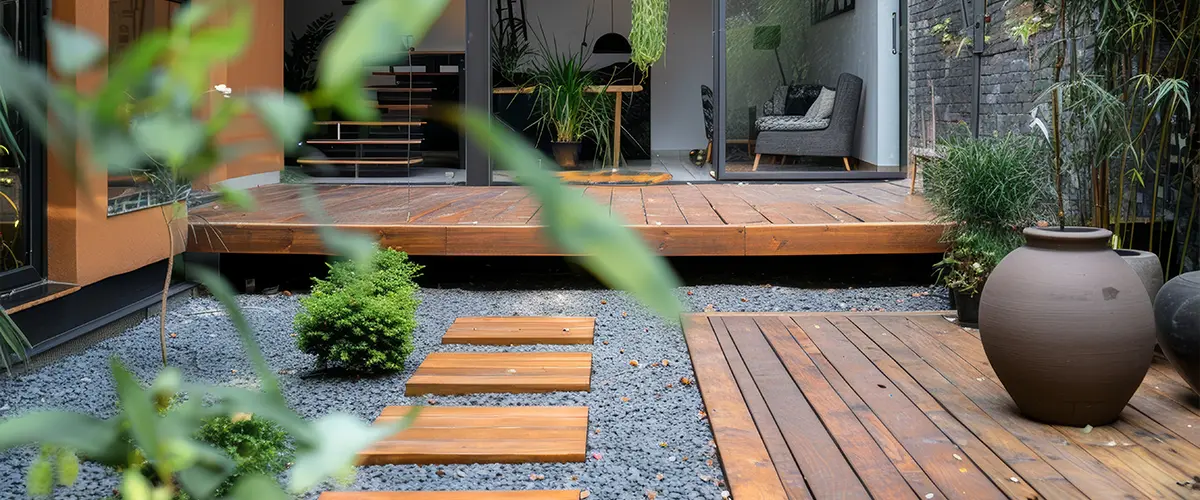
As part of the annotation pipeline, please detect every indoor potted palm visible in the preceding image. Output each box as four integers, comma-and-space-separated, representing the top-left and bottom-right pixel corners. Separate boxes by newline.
527, 29, 610, 169
922, 133, 1052, 327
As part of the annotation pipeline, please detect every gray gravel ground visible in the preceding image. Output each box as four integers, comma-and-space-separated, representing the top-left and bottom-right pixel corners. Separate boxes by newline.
0, 284, 948, 499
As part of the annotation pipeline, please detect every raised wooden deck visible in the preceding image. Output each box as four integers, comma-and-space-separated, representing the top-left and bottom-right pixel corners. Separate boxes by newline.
682, 312, 1200, 500
186, 182, 944, 256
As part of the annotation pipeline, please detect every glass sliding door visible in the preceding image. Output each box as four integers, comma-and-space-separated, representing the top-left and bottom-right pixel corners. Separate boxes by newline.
0, 0, 46, 291
714, 0, 906, 180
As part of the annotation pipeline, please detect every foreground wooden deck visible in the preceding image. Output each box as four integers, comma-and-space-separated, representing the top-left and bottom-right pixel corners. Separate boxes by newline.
187, 182, 944, 256
682, 312, 1200, 499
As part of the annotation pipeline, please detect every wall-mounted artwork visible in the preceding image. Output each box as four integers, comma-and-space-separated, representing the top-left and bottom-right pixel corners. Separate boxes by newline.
812, 0, 854, 24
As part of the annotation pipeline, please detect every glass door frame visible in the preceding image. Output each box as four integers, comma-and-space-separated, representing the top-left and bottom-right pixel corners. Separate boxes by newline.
0, 0, 47, 291
711, 0, 909, 181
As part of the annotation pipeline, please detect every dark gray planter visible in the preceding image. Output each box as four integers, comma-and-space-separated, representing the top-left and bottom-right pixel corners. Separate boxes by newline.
1154, 271, 1200, 395
1117, 249, 1164, 303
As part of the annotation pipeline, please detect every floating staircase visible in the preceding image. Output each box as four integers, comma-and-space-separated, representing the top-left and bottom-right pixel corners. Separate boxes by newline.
299, 50, 463, 179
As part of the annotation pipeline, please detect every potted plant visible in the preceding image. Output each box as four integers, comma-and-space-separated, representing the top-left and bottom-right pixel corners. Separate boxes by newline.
922, 133, 1052, 327
933, 230, 1005, 326
527, 28, 611, 169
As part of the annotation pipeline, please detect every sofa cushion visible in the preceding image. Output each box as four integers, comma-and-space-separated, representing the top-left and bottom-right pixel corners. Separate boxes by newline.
804, 87, 837, 120
755, 115, 831, 131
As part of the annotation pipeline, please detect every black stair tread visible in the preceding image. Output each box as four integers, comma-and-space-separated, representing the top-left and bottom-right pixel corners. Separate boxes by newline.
367, 87, 436, 92
307, 139, 423, 145
313, 121, 426, 126
298, 157, 425, 166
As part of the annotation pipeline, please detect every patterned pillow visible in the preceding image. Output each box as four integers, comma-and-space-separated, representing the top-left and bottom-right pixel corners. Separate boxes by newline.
762, 85, 789, 116
804, 87, 837, 121
755, 115, 831, 131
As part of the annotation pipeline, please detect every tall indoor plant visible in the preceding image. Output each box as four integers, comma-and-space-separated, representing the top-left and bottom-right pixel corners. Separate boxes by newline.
527, 26, 611, 169
922, 133, 1053, 326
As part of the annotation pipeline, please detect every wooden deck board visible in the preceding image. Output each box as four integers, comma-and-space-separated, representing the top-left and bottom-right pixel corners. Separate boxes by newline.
682, 311, 1200, 500
187, 183, 944, 256
442, 317, 595, 345
405, 352, 592, 395
358, 406, 587, 465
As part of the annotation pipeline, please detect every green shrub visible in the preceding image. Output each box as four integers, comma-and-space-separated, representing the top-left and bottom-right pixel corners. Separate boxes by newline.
923, 133, 1054, 293
192, 414, 290, 497
295, 248, 422, 374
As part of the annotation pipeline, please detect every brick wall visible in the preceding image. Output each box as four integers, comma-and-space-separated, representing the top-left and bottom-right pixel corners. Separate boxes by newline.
908, 0, 1058, 146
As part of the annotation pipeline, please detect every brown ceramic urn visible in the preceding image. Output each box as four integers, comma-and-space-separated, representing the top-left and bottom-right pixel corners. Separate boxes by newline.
978, 227, 1156, 426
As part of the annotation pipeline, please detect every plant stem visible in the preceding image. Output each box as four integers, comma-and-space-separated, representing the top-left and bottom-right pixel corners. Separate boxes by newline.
1052, 0, 1067, 229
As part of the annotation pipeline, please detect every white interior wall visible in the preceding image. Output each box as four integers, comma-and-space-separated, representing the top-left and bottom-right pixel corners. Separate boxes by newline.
802, 0, 901, 167
649, 0, 714, 151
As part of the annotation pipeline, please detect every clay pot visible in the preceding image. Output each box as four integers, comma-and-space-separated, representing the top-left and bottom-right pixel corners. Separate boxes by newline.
551, 141, 582, 169
953, 289, 981, 327
1116, 249, 1164, 303
1154, 272, 1200, 395
979, 226, 1156, 426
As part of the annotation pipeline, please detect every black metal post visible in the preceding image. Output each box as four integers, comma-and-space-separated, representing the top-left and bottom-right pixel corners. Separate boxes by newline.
464, 0, 492, 185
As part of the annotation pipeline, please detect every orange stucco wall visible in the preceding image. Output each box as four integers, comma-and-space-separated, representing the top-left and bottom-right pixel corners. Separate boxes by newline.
48, 0, 284, 287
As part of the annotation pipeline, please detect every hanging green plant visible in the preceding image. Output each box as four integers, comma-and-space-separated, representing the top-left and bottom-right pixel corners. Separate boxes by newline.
630, 0, 668, 72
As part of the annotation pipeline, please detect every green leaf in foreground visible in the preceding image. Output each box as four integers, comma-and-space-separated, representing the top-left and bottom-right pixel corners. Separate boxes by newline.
287, 411, 417, 493
451, 110, 683, 319
316, 0, 449, 119
46, 21, 105, 75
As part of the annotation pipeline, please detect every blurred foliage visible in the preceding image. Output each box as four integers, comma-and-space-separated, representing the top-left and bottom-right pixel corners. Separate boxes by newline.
0, 0, 681, 496
296, 248, 422, 374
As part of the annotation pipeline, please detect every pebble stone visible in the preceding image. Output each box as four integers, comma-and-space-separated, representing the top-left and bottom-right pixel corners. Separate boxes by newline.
0, 284, 947, 499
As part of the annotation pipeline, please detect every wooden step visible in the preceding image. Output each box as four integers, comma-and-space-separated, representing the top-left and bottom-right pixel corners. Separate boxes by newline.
357, 406, 588, 465
320, 492, 581, 500
377, 104, 432, 111
373, 71, 458, 76
298, 157, 424, 166
306, 139, 423, 145
405, 352, 592, 395
366, 87, 436, 92
442, 317, 595, 345
314, 121, 427, 127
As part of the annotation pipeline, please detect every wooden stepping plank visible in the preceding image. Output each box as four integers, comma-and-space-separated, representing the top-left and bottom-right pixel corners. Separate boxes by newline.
405, 352, 592, 395
357, 406, 588, 465
320, 492, 580, 500
442, 316, 595, 345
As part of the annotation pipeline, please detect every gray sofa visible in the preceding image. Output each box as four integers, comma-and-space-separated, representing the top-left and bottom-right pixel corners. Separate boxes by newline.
753, 73, 863, 171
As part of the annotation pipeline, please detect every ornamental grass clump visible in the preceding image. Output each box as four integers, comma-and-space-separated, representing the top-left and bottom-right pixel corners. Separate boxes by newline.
923, 133, 1054, 296
295, 248, 422, 374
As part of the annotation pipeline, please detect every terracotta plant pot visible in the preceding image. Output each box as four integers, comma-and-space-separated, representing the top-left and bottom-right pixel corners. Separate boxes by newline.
952, 289, 981, 327
1116, 249, 1164, 303
1154, 271, 1200, 395
551, 141, 582, 169
979, 227, 1156, 426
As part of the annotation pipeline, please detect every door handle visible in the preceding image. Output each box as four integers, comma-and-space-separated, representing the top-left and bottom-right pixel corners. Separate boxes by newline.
892, 12, 899, 55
